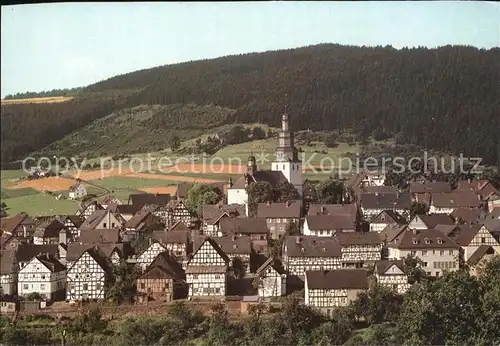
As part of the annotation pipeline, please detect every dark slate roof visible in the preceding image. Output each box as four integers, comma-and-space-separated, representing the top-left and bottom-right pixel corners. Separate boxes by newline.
360, 193, 412, 210
35, 254, 66, 272
369, 210, 406, 225
213, 235, 252, 255
360, 185, 398, 195
219, 217, 269, 235
389, 228, 460, 249
152, 229, 191, 245
125, 211, 153, 229
334, 231, 382, 246
374, 259, 405, 275
79, 229, 121, 244
257, 201, 301, 218
15, 244, 59, 263
146, 251, 185, 278
176, 182, 192, 199
307, 204, 358, 223
284, 236, 341, 257
33, 219, 65, 239
256, 256, 286, 275
306, 269, 369, 290
108, 204, 142, 216
446, 224, 483, 246
305, 214, 355, 231
431, 191, 481, 208
169, 220, 191, 232
409, 182, 452, 194
379, 224, 408, 243
230, 171, 288, 189
202, 203, 246, 223
417, 214, 455, 228
128, 193, 171, 207
0, 250, 16, 275
189, 236, 230, 263
481, 219, 500, 233
0, 213, 32, 234
66, 243, 128, 262
451, 208, 482, 224
56, 215, 84, 228
467, 245, 497, 266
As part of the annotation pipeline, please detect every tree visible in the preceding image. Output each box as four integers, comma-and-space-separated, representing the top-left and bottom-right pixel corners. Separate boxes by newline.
348, 284, 403, 324
185, 183, 223, 217
274, 181, 300, 202
106, 260, 139, 303
0, 202, 7, 217
224, 125, 250, 145
402, 254, 427, 284
323, 133, 339, 148
410, 202, 429, 218
246, 181, 275, 217
251, 126, 266, 140
266, 129, 274, 138
24, 292, 44, 301
169, 135, 181, 152
316, 179, 345, 204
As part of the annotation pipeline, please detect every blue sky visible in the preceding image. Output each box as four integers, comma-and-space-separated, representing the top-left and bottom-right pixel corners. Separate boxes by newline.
1, 2, 499, 97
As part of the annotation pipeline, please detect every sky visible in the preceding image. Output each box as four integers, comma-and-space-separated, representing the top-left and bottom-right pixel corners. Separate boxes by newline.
1, 1, 499, 98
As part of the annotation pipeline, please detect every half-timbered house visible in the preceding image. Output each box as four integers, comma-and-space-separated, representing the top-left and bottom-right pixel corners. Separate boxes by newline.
212, 235, 252, 275
17, 253, 66, 301
56, 215, 84, 243
0, 250, 17, 296
76, 201, 104, 219
429, 191, 481, 214
33, 218, 66, 245
257, 200, 301, 239
334, 232, 382, 268
374, 259, 409, 294
79, 210, 125, 231
305, 269, 369, 317
0, 213, 35, 243
202, 203, 246, 237
136, 241, 168, 272
303, 214, 356, 237
185, 237, 229, 297
446, 223, 500, 261
369, 210, 406, 233
282, 236, 342, 277
255, 257, 286, 298
66, 248, 113, 301
166, 200, 192, 228
219, 217, 269, 253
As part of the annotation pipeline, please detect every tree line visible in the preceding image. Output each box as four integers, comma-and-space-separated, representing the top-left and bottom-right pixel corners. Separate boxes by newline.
2, 44, 499, 166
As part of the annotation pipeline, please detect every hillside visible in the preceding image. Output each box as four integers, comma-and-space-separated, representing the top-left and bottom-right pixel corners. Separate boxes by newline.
34, 104, 235, 158
1, 44, 499, 165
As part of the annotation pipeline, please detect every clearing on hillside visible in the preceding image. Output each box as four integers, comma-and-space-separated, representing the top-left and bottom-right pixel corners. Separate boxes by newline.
1, 96, 74, 105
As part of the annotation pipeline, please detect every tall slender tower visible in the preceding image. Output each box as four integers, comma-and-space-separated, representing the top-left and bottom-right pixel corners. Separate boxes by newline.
271, 106, 303, 196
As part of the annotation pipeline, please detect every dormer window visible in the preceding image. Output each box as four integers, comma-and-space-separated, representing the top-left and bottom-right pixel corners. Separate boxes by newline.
437, 238, 443, 244
412, 238, 418, 245
321, 247, 326, 252
424, 238, 430, 244
300, 247, 305, 253
233, 244, 237, 249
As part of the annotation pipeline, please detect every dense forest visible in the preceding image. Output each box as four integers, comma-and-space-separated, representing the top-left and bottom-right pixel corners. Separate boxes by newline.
1, 44, 499, 165
1, 257, 499, 345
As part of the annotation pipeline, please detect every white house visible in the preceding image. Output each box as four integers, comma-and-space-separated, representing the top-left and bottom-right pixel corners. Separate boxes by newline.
0, 250, 17, 296
429, 191, 481, 215
17, 254, 66, 301
136, 241, 168, 272
255, 257, 286, 298
303, 214, 356, 237
66, 248, 113, 301
68, 183, 87, 200
374, 260, 410, 294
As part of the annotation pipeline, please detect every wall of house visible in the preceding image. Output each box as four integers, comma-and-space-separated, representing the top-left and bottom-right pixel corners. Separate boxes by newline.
428, 205, 454, 214
369, 223, 388, 232
258, 267, 286, 298
464, 226, 500, 259
227, 189, 247, 207
18, 258, 66, 301
137, 242, 167, 272
388, 247, 459, 277
66, 252, 106, 301
187, 273, 226, 297
285, 256, 342, 276
0, 274, 18, 296
137, 278, 174, 301
96, 212, 122, 229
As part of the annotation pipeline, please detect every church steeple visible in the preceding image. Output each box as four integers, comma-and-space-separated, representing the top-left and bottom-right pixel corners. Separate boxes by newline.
276, 104, 299, 163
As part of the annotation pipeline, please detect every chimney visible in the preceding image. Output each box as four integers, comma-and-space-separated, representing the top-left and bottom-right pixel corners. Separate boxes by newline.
267, 200, 271, 206
321, 205, 326, 214
296, 237, 301, 244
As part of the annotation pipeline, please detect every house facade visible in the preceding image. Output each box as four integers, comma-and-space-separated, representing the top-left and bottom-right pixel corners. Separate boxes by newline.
305, 269, 369, 318
335, 232, 382, 268
185, 237, 229, 297
255, 257, 286, 298
17, 254, 66, 301
166, 200, 192, 228
68, 183, 87, 200
136, 241, 168, 272
374, 260, 410, 294
303, 214, 356, 237
257, 201, 301, 239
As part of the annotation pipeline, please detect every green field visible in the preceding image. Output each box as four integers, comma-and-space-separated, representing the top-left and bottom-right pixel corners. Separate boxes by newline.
2, 192, 79, 216
1, 169, 29, 186
88, 176, 177, 190
0, 187, 39, 199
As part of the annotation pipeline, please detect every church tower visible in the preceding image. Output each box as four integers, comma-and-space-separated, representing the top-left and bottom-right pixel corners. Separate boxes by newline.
271, 106, 303, 196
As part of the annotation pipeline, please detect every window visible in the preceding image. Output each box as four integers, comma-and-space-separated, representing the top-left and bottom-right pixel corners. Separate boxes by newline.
96, 283, 102, 290
427, 272, 431, 276
215, 288, 220, 294
481, 237, 486, 243
23, 284, 29, 289
40, 283, 45, 290
422, 251, 427, 256
111, 223, 115, 228
83, 284, 88, 290
103, 223, 107, 228
440, 250, 444, 256
435, 272, 440, 277
410, 251, 416, 256
215, 275, 220, 279
449, 250, 454, 256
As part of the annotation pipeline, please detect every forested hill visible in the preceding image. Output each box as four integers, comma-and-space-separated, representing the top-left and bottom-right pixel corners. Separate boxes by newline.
2, 44, 500, 165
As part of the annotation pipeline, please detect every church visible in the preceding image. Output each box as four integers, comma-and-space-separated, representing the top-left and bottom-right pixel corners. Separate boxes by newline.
227, 109, 303, 213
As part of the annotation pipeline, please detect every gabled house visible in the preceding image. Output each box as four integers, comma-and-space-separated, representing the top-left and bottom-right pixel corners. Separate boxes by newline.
212, 235, 252, 274
66, 247, 113, 301
17, 253, 66, 301
0, 213, 35, 243
202, 203, 246, 237
303, 214, 356, 237
282, 236, 342, 277
76, 201, 104, 219
386, 228, 460, 278
33, 218, 66, 245
79, 210, 125, 232
56, 215, 84, 243
255, 257, 286, 298
15, 244, 60, 270
185, 237, 230, 297
408, 214, 455, 230
334, 232, 382, 267
429, 191, 481, 215
0, 234, 21, 251
305, 269, 370, 317
467, 246, 499, 276
140, 204, 170, 226
257, 200, 301, 239
219, 217, 269, 253
136, 251, 187, 302
409, 182, 452, 205
374, 259, 409, 294
65, 242, 128, 268
360, 185, 398, 195
152, 228, 192, 261
68, 182, 87, 200
359, 193, 412, 219
124, 211, 160, 240
457, 179, 500, 201
166, 200, 192, 228
369, 210, 406, 232
446, 223, 500, 261
136, 240, 168, 272
107, 204, 142, 222
101, 195, 122, 209
0, 250, 18, 296
450, 208, 483, 224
